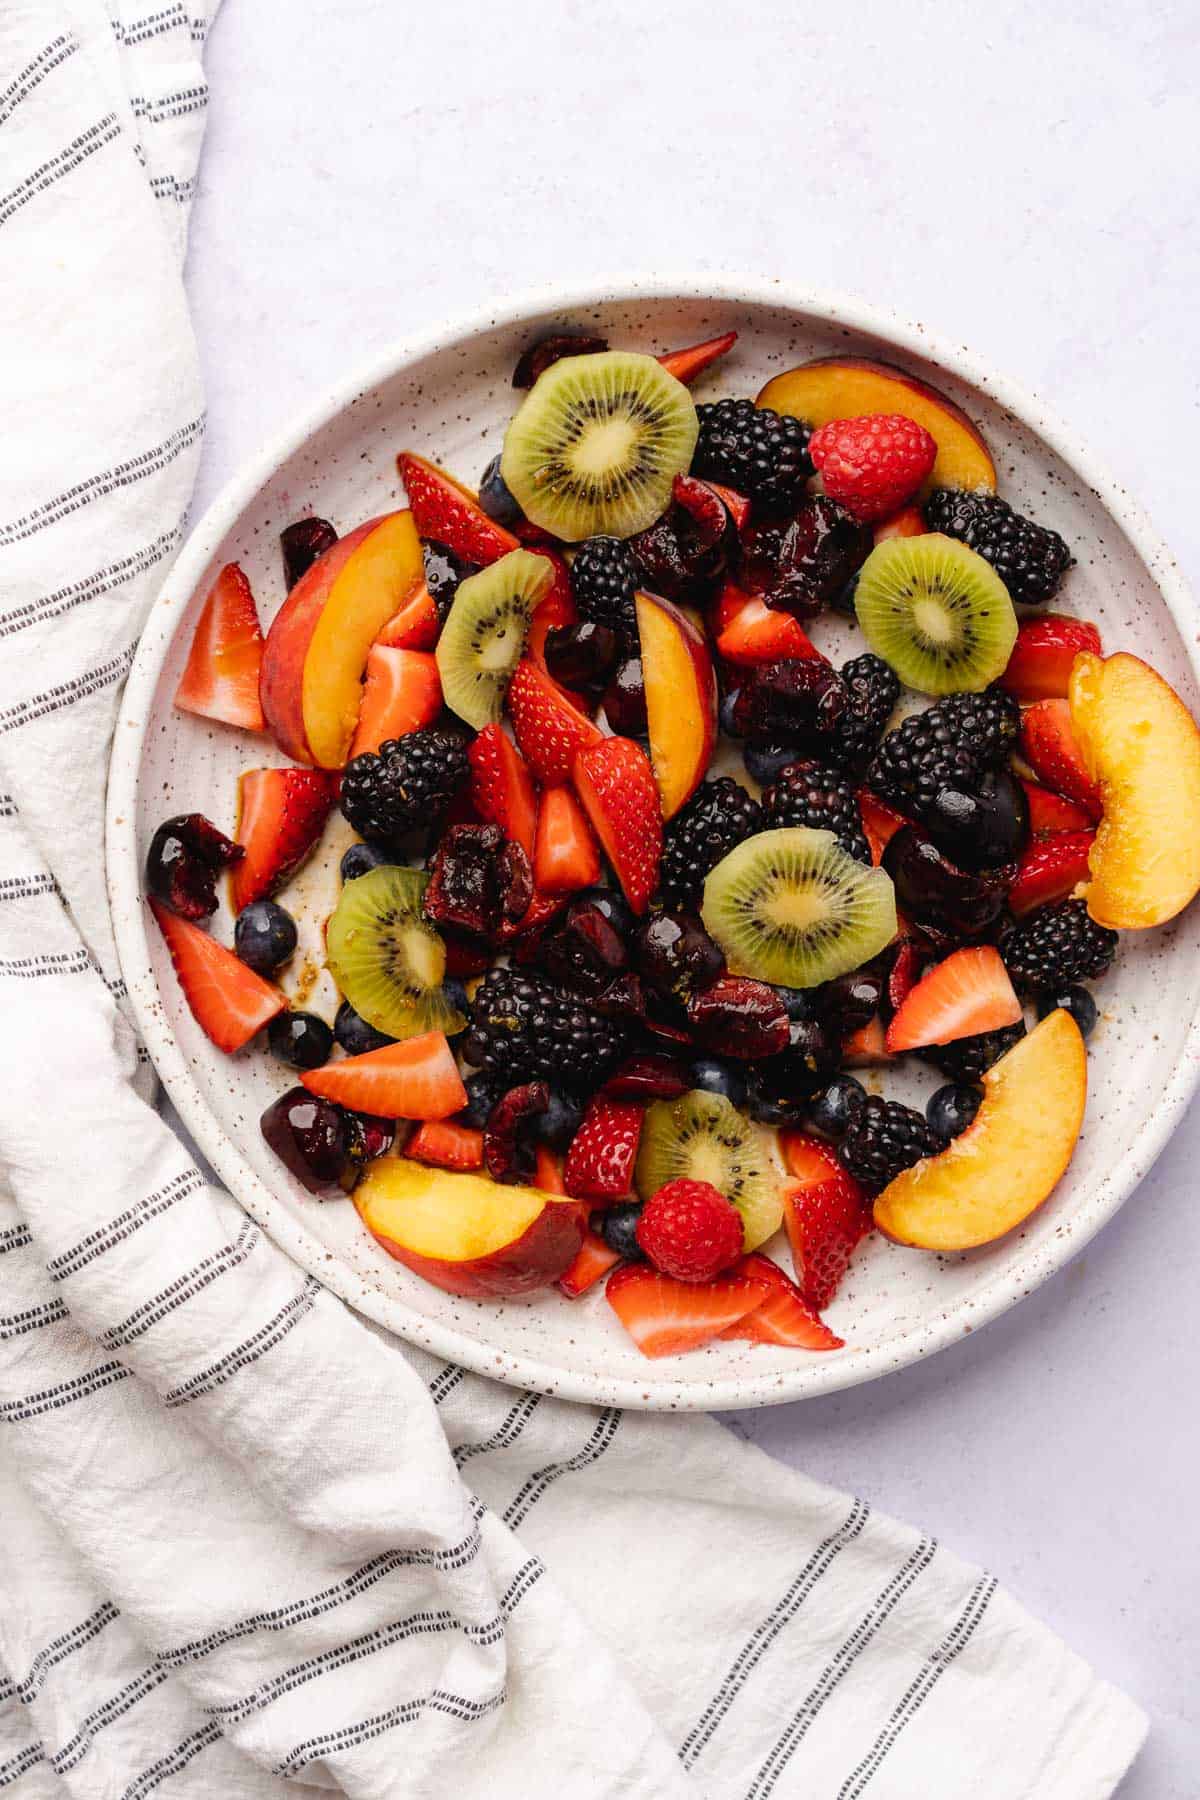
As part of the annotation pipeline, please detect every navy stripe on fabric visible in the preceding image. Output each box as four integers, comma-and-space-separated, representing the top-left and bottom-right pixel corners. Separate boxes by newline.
0, 416, 201, 545
502, 1408, 621, 1530
163, 1277, 320, 1405
0, 116, 122, 232
0, 526, 182, 638
48, 1169, 205, 1281
0, 34, 78, 129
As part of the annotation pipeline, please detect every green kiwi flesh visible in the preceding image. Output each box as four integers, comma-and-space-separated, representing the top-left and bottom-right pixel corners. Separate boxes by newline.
325, 865, 465, 1040
853, 532, 1017, 695
635, 1090, 783, 1251
702, 827, 896, 989
500, 350, 699, 541
436, 548, 553, 728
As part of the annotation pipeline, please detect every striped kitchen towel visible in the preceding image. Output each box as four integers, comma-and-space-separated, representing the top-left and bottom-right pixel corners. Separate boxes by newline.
0, 3, 1148, 1795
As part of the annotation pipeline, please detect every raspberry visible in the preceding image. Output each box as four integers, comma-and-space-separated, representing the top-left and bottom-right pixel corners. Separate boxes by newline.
635, 1178, 745, 1282
809, 414, 937, 523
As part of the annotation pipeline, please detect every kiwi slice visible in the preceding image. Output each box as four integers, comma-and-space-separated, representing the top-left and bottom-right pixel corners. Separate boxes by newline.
436, 548, 553, 728
702, 826, 896, 989
853, 533, 1017, 695
500, 350, 699, 541
636, 1090, 782, 1251
325, 865, 465, 1040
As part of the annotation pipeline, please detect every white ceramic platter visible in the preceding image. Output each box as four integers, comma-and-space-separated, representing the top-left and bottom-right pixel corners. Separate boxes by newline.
106, 278, 1200, 1410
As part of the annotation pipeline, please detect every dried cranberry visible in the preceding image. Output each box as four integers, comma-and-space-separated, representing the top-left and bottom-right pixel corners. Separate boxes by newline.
590, 971, 650, 1020
484, 1082, 550, 1183
686, 976, 790, 1059
883, 826, 1012, 941
536, 902, 628, 996
602, 657, 648, 736
633, 910, 724, 1000
738, 497, 871, 617
261, 1089, 354, 1194
145, 814, 243, 921
886, 940, 923, 1016
513, 333, 609, 388
630, 503, 726, 603
602, 1052, 692, 1102
497, 840, 534, 923
280, 517, 337, 590
732, 660, 846, 748
423, 824, 507, 938
544, 621, 620, 691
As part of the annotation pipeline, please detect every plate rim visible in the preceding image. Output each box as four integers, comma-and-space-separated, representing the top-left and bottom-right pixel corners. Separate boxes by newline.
106, 273, 1200, 1410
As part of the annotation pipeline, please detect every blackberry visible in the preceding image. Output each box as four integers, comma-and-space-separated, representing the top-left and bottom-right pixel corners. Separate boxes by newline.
339, 731, 468, 852
761, 761, 870, 863
867, 690, 1019, 816
1000, 899, 1118, 992
924, 489, 1073, 607
918, 1020, 1025, 1082
831, 654, 900, 771
570, 536, 639, 635
839, 1095, 945, 1192
659, 777, 764, 909
463, 967, 629, 1093
692, 399, 813, 513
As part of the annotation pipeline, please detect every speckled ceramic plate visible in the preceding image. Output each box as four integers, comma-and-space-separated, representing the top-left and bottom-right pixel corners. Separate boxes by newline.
106, 278, 1200, 1410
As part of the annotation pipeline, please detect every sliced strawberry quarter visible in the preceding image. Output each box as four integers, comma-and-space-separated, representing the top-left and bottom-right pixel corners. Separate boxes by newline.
858, 790, 908, 866
397, 452, 520, 566
302, 1031, 467, 1120
572, 736, 662, 915
149, 898, 283, 1053
719, 1253, 844, 1350
717, 595, 826, 667
1019, 699, 1102, 818
174, 563, 265, 731
563, 1098, 643, 1202
534, 784, 601, 894
507, 659, 603, 786
1001, 614, 1102, 701
656, 331, 737, 387
231, 766, 337, 911
405, 1119, 484, 1171
885, 945, 1021, 1053
374, 581, 440, 651
605, 1263, 770, 1358
558, 1227, 622, 1298
348, 647, 441, 758
1020, 779, 1095, 840
468, 723, 539, 857
778, 1135, 872, 1311
1008, 831, 1096, 918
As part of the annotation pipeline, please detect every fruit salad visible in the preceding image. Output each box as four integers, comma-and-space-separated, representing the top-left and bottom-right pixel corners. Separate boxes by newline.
146, 326, 1200, 1360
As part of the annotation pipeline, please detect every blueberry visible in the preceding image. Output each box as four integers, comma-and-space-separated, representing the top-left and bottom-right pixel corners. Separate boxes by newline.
459, 1071, 502, 1130
234, 900, 297, 974
771, 984, 817, 1021
268, 1010, 334, 1070
443, 978, 470, 1036
806, 1074, 866, 1141
690, 1056, 747, 1107
1037, 985, 1097, 1039
719, 686, 743, 739
340, 842, 389, 882
925, 1083, 982, 1140
831, 573, 860, 617
333, 1000, 394, 1057
743, 741, 798, 786
596, 1202, 645, 1261
478, 454, 524, 527
531, 1089, 583, 1151
573, 885, 634, 941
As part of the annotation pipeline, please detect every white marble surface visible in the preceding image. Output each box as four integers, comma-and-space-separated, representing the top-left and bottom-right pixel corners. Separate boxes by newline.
186, 3, 1199, 1790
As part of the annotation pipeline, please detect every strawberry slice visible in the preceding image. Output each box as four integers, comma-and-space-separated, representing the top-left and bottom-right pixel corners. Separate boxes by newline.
1008, 830, 1096, 918
348, 647, 442, 759
302, 1031, 466, 1120
534, 784, 601, 894
840, 1015, 890, 1067
149, 898, 283, 1053
231, 767, 337, 912
397, 452, 520, 565
606, 1262, 770, 1358
405, 1119, 484, 1170
777, 1135, 872, 1311
886, 945, 1021, 1053
174, 563, 265, 731
1020, 699, 1102, 818
1001, 614, 1102, 701
572, 736, 662, 915
563, 1098, 643, 1202
1020, 779, 1095, 840
558, 1226, 622, 1298
507, 660, 603, 785
468, 724, 538, 856
496, 888, 568, 944
859, 789, 908, 865
718, 1253, 844, 1350
374, 582, 440, 651
657, 331, 737, 387
716, 593, 826, 667
873, 504, 927, 544
886, 939, 922, 1014
526, 550, 576, 667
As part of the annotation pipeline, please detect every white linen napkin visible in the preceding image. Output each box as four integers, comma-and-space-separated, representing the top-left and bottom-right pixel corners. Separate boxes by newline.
0, 4, 1148, 1795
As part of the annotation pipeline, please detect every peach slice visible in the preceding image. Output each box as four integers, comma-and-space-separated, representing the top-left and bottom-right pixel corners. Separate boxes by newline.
757, 357, 996, 495
1068, 651, 1200, 929
260, 510, 425, 768
874, 1009, 1086, 1251
634, 591, 717, 819
355, 1160, 585, 1298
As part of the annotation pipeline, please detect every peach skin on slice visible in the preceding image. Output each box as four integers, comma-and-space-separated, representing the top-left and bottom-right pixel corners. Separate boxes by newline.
260, 510, 425, 767
756, 357, 996, 495
355, 1160, 585, 1298
874, 1009, 1086, 1252
634, 591, 717, 819
1068, 650, 1200, 929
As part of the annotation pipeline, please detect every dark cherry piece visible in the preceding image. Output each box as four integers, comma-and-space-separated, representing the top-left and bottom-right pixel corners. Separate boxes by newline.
145, 813, 243, 921
633, 910, 724, 1001
536, 902, 628, 996
544, 621, 620, 691
512, 333, 609, 388
922, 770, 1029, 872
883, 826, 1013, 941
601, 1052, 692, 1102
484, 1083, 550, 1183
731, 659, 846, 748
280, 517, 337, 590
739, 496, 872, 617
686, 976, 790, 1059
602, 657, 649, 737
423, 824, 530, 939
744, 1016, 840, 1125
346, 1112, 396, 1163
260, 1089, 353, 1194
818, 969, 884, 1038
629, 503, 725, 602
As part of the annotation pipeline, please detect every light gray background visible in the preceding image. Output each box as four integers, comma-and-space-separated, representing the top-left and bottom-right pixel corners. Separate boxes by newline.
186, 4, 1199, 1792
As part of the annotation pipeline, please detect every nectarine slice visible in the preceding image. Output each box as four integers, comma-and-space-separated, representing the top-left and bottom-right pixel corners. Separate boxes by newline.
873, 1009, 1086, 1251
1068, 651, 1200, 929
356, 1161, 584, 1297
635, 591, 717, 818
757, 357, 996, 495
